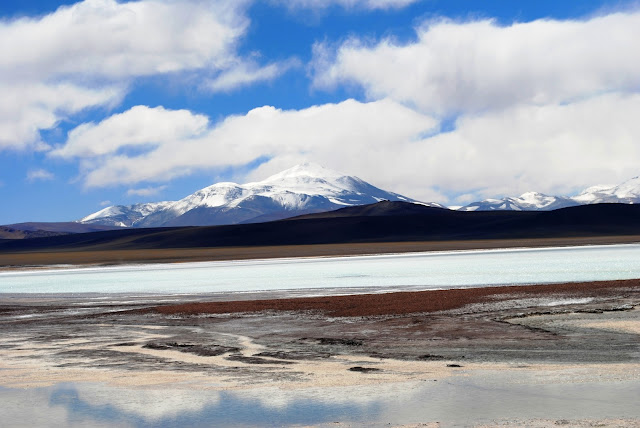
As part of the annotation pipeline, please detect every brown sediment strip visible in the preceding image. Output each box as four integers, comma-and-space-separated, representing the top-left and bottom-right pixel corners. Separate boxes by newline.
143, 279, 639, 317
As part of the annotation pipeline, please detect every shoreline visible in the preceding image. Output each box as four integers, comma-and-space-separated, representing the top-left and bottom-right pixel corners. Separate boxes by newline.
2, 235, 640, 271
3, 240, 640, 275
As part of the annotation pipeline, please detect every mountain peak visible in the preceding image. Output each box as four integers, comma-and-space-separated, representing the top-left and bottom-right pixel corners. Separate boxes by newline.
80, 163, 432, 227
261, 162, 347, 182
462, 174, 640, 211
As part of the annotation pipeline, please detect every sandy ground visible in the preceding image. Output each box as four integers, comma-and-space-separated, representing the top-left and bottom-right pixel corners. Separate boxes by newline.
0, 279, 639, 426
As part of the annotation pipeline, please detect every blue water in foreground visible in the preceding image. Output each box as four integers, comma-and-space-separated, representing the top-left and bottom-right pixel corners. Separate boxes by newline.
2, 244, 640, 294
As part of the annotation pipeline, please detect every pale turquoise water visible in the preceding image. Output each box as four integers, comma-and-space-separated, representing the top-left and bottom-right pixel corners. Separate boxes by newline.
2, 244, 640, 294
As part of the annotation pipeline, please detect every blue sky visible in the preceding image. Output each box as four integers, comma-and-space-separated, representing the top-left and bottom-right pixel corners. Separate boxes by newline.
1, 0, 639, 224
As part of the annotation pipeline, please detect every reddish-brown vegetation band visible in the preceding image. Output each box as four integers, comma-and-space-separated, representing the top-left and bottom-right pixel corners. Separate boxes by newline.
144, 279, 639, 318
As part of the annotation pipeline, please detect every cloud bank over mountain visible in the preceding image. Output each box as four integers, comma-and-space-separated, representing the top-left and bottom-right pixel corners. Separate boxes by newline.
52, 99, 438, 194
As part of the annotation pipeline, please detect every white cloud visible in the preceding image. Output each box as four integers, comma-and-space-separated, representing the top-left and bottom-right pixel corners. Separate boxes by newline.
51, 105, 209, 158
26, 168, 55, 182
206, 59, 301, 92
54, 100, 438, 189
0, 83, 123, 151
372, 92, 640, 203
0, 0, 248, 81
313, 11, 640, 115
126, 185, 168, 197
99, 200, 112, 207
0, 0, 252, 151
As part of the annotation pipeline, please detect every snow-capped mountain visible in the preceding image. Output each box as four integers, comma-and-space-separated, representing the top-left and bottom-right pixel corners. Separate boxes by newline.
572, 176, 640, 204
460, 176, 640, 211
459, 192, 578, 212
81, 163, 440, 227
80, 202, 175, 227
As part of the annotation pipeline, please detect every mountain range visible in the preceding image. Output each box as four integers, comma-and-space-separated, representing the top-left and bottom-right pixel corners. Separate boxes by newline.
82, 163, 640, 230
80, 163, 444, 228
4, 163, 640, 239
459, 176, 640, 211
3, 201, 640, 254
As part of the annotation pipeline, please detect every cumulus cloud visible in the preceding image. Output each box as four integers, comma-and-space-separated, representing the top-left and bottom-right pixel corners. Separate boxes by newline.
0, 0, 247, 81
376, 92, 640, 202
313, 11, 640, 116
271, 0, 418, 11
0, 83, 122, 151
54, 100, 438, 190
51, 105, 209, 158
0, 0, 257, 151
26, 168, 55, 182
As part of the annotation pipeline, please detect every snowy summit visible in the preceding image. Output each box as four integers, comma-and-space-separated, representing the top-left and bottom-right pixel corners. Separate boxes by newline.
80, 163, 440, 227
460, 175, 640, 211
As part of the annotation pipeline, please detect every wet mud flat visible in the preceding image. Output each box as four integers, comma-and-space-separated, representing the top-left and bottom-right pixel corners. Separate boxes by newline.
1, 279, 639, 387
0, 280, 640, 383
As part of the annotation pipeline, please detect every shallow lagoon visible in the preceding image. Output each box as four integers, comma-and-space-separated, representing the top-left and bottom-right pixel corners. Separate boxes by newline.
2, 244, 640, 294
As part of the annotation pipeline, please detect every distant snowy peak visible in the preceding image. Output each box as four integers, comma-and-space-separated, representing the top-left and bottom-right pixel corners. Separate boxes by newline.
459, 192, 578, 212
572, 176, 640, 204
80, 163, 439, 228
80, 202, 174, 227
461, 175, 640, 211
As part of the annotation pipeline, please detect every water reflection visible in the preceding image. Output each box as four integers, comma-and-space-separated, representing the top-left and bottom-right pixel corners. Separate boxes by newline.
4, 383, 378, 428
3, 375, 639, 427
